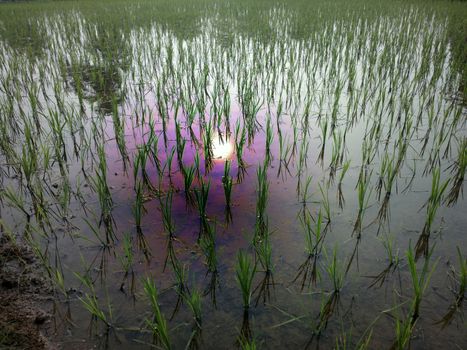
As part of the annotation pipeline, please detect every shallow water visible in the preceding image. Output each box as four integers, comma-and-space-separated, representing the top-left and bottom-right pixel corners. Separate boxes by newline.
0, 1, 466, 349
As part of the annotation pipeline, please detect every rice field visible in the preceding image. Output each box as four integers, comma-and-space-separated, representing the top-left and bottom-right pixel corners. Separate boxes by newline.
0, 0, 466, 348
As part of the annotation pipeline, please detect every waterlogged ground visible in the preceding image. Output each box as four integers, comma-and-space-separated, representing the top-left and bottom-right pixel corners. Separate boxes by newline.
0, 0, 466, 349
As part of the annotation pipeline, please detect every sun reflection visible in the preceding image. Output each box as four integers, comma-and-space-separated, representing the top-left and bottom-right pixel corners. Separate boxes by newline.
212, 135, 234, 160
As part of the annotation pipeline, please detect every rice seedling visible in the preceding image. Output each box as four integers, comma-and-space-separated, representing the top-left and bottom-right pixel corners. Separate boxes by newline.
334, 326, 373, 350
79, 291, 111, 328
202, 120, 214, 169
222, 160, 233, 209
56, 178, 71, 216
133, 180, 145, 231
239, 336, 257, 350
175, 121, 186, 170
255, 163, 269, 238
406, 243, 438, 325
199, 221, 217, 274
238, 308, 254, 347
198, 220, 220, 306
149, 129, 162, 174
415, 167, 449, 260
169, 257, 190, 319
328, 131, 343, 183
366, 235, 400, 289
47, 108, 67, 166
299, 175, 313, 209
297, 138, 309, 181
353, 171, 373, 238
90, 144, 114, 236
235, 119, 247, 180
445, 139, 466, 206
20, 127, 38, 185
195, 178, 210, 232
118, 232, 134, 294
239, 83, 262, 143
185, 288, 203, 348
319, 183, 331, 225
236, 250, 256, 310
375, 155, 397, 230
111, 99, 129, 168
293, 209, 325, 289
317, 118, 329, 166
182, 163, 196, 199
143, 277, 171, 350
391, 310, 413, 350
265, 115, 273, 165
307, 246, 345, 343
253, 230, 275, 305
337, 161, 350, 209
134, 145, 152, 188
327, 245, 345, 294
75, 271, 113, 329
25, 229, 70, 297
278, 131, 292, 176
166, 147, 176, 181
388, 244, 438, 349
160, 190, 175, 238
194, 150, 201, 179
2, 186, 30, 219
435, 247, 466, 328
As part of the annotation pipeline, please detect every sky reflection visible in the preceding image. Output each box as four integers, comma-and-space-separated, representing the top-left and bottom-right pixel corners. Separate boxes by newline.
212, 134, 234, 160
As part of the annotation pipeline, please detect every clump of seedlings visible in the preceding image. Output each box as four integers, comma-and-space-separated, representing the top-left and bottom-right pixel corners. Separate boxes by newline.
118, 232, 135, 294
337, 161, 350, 209
253, 225, 275, 305
308, 246, 344, 344
133, 180, 145, 232
236, 250, 256, 344
195, 178, 211, 234
236, 250, 256, 311
353, 170, 373, 238
293, 209, 326, 290
90, 144, 115, 240
202, 120, 214, 170
415, 167, 449, 260
175, 121, 186, 170
366, 235, 400, 288
435, 247, 466, 328
182, 163, 196, 200
265, 115, 274, 165
390, 244, 438, 349
75, 270, 114, 331
278, 131, 292, 177
222, 160, 233, 216
235, 119, 247, 181
160, 190, 175, 238
199, 221, 219, 305
143, 277, 171, 350
185, 288, 203, 349
255, 163, 269, 238
445, 139, 466, 206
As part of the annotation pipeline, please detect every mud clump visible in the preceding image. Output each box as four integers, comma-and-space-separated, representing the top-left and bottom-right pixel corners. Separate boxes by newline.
0, 234, 56, 349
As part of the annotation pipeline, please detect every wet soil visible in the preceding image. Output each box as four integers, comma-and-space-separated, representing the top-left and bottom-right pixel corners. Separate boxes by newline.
0, 234, 56, 349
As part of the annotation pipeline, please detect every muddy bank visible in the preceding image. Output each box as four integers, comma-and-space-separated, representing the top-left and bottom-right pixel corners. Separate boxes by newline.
0, 234, 56, 349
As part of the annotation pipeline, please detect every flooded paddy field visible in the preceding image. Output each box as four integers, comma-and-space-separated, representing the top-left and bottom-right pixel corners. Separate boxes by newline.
0, 0, 466, 348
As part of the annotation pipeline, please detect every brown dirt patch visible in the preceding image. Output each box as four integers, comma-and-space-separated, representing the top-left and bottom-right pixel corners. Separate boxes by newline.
0, 234, 57, 349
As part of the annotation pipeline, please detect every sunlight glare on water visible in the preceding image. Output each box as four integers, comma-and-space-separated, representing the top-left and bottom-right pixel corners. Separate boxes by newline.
212, 135, 234, 160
